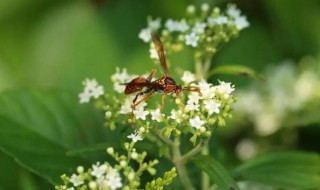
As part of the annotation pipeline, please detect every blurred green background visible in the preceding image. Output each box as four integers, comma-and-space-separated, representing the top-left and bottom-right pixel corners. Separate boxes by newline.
1, 0, 320, 189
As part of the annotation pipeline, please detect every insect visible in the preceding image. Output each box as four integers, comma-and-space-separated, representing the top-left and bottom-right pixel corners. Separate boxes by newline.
124, 33, 201, 111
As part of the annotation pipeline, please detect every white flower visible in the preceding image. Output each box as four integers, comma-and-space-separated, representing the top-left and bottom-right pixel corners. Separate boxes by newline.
187, 92, 202, 105
127, 130, 143, 142
133, 107, 149, 120
215, 81, 235, 98
79, 78, 104, 103
177, 19, 190, 32
151, 109, 164, 122
185, 32, 199, 47
119, 96, 134, 114
186, 4, 196, 14
198, 80, 215, 99
204, 100, 221, 114
104, 168, 123, 190
91, 163, 107, 178
192, 22, 207, 34
236, 139, 257, 161
189, 116, 205, 129
138, 28, 152, 43
91, 85, 104, 98
234, 16, 249, 30
170, 109, 184, 123
79, 91, 91, 103
227, 6, 241, 18
186, 102, 200, 111
111, 68, 131, 83
207, 16, 228, 25
70, 174, 84, 187
201, 3, 209, 12
148, 18, 161, 30
181, 71, 196, 84
149, 46, 158, 60
165, 19, 189, 32
113, 82, 125, 93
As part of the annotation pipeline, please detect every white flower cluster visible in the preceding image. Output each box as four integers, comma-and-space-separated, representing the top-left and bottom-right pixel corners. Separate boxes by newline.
138, 3, 249, 57
234, 62, 320, 136
59, 163, 122, 190
79, 78, 104, 103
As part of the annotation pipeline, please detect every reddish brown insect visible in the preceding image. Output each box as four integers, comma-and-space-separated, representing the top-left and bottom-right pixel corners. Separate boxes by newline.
124, 33, 201, 111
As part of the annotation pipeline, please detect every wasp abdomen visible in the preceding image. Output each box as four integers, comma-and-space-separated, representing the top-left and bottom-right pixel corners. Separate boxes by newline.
124, 77, 149, 94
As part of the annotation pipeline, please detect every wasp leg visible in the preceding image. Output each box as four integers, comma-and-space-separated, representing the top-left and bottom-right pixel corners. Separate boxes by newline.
132, 92, 154, 111
161, 94, 167, 112
147, 69, 156, 81
183, 86, 202, 96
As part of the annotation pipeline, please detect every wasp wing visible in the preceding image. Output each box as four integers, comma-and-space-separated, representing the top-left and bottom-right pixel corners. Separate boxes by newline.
151, 33, 169, 76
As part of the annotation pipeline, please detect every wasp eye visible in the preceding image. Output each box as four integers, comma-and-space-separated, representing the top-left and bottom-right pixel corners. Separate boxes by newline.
165, 77, 176, 85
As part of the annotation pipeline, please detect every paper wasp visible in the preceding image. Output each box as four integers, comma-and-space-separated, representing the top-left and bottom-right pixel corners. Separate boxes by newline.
124, 33, 201, 111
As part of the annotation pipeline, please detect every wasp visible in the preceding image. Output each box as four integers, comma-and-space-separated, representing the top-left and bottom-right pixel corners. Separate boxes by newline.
124, 33, 201, 111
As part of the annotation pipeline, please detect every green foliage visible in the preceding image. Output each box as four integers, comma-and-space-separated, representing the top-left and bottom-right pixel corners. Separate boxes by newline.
145, 167, 177, 190
192, 155, 239, 190
0, 90, 110, 184
234, 152, 320, 189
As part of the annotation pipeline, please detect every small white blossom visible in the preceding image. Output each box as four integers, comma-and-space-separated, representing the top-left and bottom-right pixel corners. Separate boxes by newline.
177, 19, 190, 32
170, 109, 184, 123
201, 3, 210, 12
236, 139, 258, 161
227, 6, 241, 18
133, 107, 149, 120
119, 104, 131, 114
234, 16, 249, 30
204, 100, 221, 114
107, 147, 114, 155
149, 46, 158, 60
187, 92, 202, 105
192, 22, 207, 34
148, 18, 161, 30
113, 82, 125, 93
89, 181, 97, 189
138, 28, 152, 43
104, 168, 123, 190
186, 4, 196, 14
70, 174, 84, 187
91, 85, 104, 98
186, 102, 200, 111
165, 19, 190, 32
151, 109, 164, 122
189, 116, 205, 129
207, 16, 228, 25
215, 81, 235, 98
127, 130, 143, 142
198, 80, 215, 99
79, 91, 91, 103
119, 96, 135, 114
79, 78, 104, 103
91, 163, 107, 178
181, 71, 196, 84
185, 32, 199, 47
111, 68, 131, 83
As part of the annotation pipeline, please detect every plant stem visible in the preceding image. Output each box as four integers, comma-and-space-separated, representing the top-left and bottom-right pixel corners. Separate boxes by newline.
180, 141, 204, 163
201, 145, 210, 190
172, 138, 195, 190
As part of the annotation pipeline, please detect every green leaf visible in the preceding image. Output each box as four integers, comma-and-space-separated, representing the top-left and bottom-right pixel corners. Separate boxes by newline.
192, 155, 239, 190
233, 151, 320, 189
208, 65, 265, 81
0, 90, 111, 184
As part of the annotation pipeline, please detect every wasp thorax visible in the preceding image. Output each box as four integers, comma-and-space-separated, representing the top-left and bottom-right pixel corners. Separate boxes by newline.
165, 77, 176, 85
